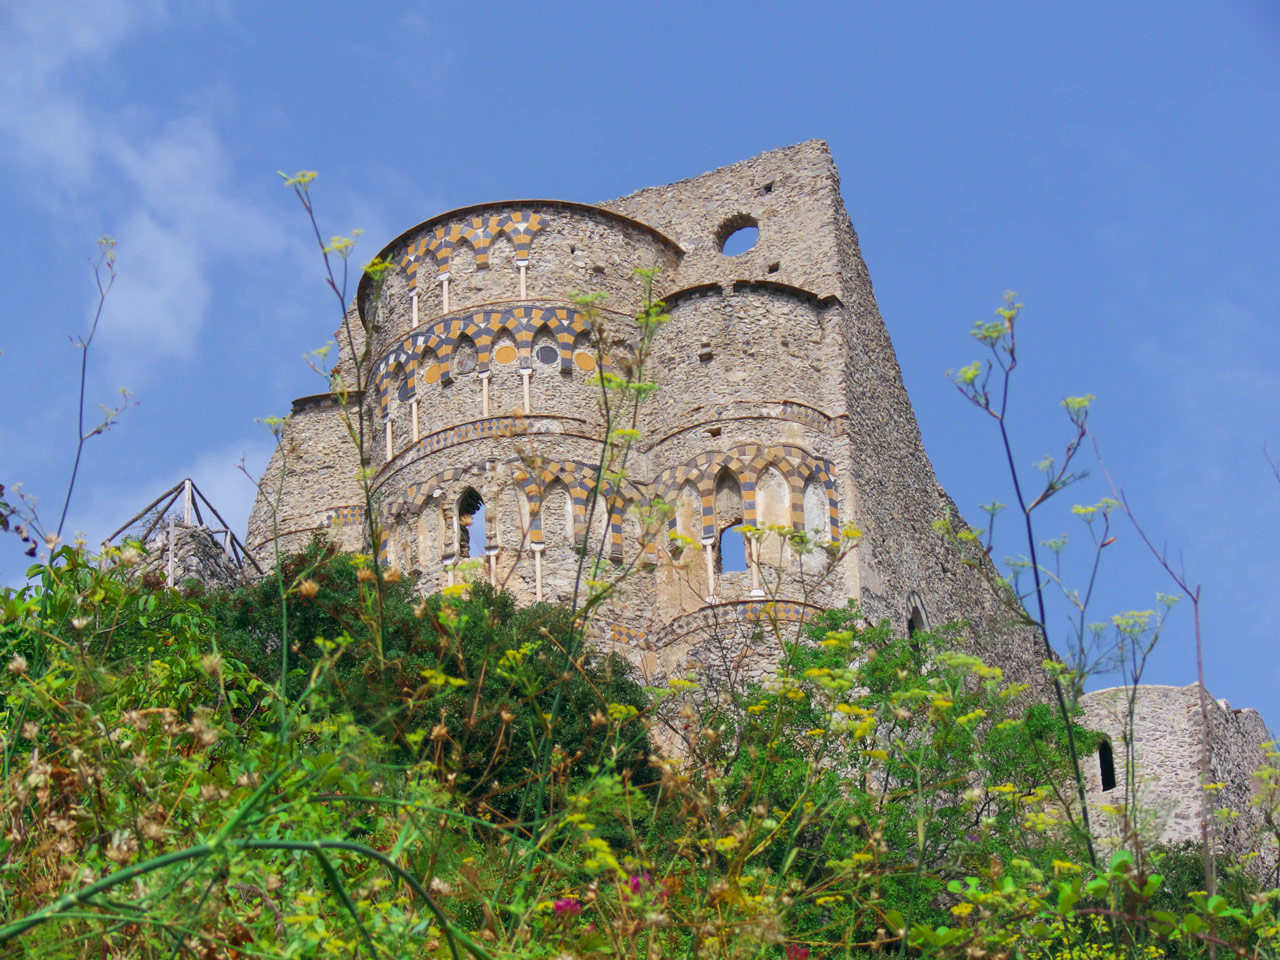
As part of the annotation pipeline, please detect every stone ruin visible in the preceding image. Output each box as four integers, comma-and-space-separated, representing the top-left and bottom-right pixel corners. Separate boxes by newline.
125, 141, 1267, 863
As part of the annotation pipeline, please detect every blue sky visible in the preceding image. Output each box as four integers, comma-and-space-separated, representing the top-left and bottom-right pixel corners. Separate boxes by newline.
1, 1, 1276, 723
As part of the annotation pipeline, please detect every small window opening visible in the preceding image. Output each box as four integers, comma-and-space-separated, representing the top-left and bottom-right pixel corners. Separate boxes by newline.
721, 226, 758, 257
907, 610, 923, 655
717, 214, 759, 257
906, 593, 929, 653
706, 426, 722, 438
458, 489, 486, 559
1099, 739, 1117, 792
767, 261, 780, 274
569, 244, 576, 254
719, 523, 748, 573
761, 180, 774, 195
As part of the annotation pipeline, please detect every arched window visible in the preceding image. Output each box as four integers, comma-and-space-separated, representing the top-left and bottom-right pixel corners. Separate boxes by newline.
1098, 738, 1117, 793
906, 592, 928, 637
458, 488, 485, 558
906, 592, 928, 654
713, 469, 744, 574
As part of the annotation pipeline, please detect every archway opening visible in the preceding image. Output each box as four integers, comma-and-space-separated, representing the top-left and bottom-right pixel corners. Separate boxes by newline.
458, 488, 485, 559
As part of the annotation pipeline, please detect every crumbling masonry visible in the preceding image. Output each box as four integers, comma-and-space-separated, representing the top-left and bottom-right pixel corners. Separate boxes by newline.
246, 141, 1271, 859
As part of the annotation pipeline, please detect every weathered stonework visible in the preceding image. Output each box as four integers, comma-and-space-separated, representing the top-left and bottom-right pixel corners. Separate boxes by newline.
246, 141, 1270, 852
1081, 684, 1274, 870
136, 523, 245, 592
248, 141, 1041, 687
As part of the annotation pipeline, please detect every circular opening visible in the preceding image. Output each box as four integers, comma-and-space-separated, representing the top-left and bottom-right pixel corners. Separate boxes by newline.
720, 225, 758, 257
536, 344, 558, 365
717, 214, 760, 257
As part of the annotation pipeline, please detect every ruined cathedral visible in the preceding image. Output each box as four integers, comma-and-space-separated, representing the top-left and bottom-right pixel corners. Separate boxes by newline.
242, 142, 1268, 859
246, 141, 1040, 688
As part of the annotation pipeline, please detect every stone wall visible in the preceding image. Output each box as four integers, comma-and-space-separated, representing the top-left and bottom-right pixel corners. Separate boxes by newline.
136, 522, 245, 592
1081, 684, 1274, 869
242, 140, 1270, 851
246, 141, 1055, 693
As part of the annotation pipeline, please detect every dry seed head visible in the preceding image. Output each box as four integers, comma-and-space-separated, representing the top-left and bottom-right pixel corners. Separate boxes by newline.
298, 579, 320, 598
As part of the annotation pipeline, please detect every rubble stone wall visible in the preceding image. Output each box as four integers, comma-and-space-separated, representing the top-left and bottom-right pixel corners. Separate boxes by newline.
1081, 684, 1273, 869
242, 142, 1266, 846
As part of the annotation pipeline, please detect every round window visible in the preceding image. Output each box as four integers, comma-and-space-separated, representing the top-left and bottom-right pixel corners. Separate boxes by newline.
456, 352, 477, 374
536, 345, 558, 365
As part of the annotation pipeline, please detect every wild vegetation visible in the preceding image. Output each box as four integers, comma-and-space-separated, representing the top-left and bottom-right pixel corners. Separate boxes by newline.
1, 179, 1277, 959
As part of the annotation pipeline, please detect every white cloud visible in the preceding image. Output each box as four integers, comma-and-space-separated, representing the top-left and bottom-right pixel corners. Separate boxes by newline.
0, 2, 300, 372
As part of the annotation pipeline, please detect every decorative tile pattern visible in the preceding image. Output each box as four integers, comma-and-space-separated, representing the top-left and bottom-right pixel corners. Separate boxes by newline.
324, 504, 365, 529
373, 304, 593, 419
653, 443, 840, 540
399, 212, 546, 295
609, 622, 648, 646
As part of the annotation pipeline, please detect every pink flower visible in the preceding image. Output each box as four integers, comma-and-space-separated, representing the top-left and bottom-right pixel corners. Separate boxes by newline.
553, 897, 582, 917
627, 872, 652, 894
786, 946, 810, 960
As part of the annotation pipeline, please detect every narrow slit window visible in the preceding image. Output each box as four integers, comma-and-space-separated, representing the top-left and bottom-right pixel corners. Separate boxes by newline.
1099, 739, 1116, 792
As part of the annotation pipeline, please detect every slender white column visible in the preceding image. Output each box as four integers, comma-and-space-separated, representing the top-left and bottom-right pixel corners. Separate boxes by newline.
749, 538, 765, 598
518, 263, 527, 300
702, 537, 717, 603
441, 276, 450, 314
488, 551, 497, 582
480, 371, 491, 417
520, 369, 531, 415
385, 420, 393, 461
411, 399, 420, 442
533, 544, 544, 601
411, 292, 418, 327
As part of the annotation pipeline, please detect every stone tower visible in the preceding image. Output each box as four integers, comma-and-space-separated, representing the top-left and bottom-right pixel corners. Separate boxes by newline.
246, 141, 1045, 688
